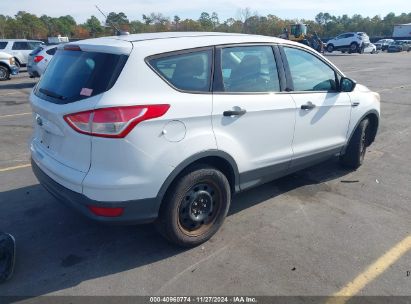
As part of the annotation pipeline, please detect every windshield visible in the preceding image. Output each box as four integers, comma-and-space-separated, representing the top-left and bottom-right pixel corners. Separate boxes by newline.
35, 49, 128, 104
291, 24, 306, 36
30, 46, 44, 56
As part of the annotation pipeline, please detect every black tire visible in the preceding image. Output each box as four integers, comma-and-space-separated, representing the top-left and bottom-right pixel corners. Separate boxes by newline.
341, 50, 346, 54
156, 166, 231, 247
350, 42, 358, 53
340, 118, 370, 170
327, 44, 334, 53
0, 65, 10, 81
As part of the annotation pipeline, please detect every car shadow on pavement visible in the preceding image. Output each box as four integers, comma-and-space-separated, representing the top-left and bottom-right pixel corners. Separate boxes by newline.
0, 158, 351, 297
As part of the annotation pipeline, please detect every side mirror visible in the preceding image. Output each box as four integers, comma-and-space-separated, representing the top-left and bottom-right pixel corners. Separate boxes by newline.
340, 77, 356, 92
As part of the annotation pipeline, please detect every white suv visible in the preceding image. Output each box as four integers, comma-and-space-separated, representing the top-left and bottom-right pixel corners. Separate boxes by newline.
0, 39, 44, 67
30, 32, 380, 247
326, 32, 370, 54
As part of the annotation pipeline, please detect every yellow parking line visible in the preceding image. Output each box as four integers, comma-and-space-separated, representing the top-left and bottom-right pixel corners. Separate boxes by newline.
0, 112, 31, 119
0, 163, 31, 172
327, 235, 411, 304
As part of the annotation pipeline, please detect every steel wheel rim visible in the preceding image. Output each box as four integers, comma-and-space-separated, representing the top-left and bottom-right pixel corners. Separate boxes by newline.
178, 181, 221, 237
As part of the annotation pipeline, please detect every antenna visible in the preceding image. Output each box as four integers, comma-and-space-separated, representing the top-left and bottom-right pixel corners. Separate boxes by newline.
95, 5, 129, 35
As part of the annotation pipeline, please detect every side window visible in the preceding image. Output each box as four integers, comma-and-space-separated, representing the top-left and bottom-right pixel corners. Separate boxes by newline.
0, 42, 7, 49
46, 47, 57, 55
220, 46, 280, 92
12, 42, 29, 50
28, 41, 42, 49
149, 49, 212, 92
347, 34, 354, 38
284, 47, 338, 92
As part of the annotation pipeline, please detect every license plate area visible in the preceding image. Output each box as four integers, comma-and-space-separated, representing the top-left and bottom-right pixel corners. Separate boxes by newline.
40, 128, 52, 150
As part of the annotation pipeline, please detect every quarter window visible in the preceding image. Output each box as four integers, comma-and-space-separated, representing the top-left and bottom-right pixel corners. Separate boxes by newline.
149, 50, 212, 92
46, 47, 57, 55
219, 46, 280, 92
284, 47, 337, 92
0, 42, 7, 49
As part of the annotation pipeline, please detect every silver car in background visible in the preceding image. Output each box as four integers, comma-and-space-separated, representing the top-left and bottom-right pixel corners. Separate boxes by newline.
27, 45, 59, 78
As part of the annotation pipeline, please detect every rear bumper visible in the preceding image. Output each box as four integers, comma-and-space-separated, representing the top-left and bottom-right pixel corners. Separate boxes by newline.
27, 66, 39, 77
31, 158, 161, 224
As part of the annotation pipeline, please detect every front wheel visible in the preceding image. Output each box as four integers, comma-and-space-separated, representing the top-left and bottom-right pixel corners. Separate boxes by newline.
327, 44, 334, 53
0, 66, 10, 81
340, 118, 370, 169
156, 166, 231, 247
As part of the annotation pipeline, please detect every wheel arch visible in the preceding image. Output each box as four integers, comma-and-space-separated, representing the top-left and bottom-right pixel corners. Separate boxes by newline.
0, 62, 11, 73
13, 57, 21, 66
157, 150, 240, 203
342, 110, 379, 155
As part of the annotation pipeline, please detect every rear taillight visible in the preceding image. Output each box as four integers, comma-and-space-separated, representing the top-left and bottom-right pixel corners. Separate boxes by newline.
34, 55, 44, 63
64, 105, 170, 138
88, 206, 124, 217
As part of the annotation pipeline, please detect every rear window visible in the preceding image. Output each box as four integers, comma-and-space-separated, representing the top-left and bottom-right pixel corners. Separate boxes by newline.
0, 42, 7, 49
148, 49, 212, 92
35, 50, 128, 104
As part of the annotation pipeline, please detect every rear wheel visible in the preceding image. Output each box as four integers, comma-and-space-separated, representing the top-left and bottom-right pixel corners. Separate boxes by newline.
0, 66, 10, 81
340, 118, 370, 169
350, 42, 359, 53
156, 166, 231, 247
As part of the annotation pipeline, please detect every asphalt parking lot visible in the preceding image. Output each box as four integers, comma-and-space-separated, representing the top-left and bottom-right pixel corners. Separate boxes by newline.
0, 52, 411, 299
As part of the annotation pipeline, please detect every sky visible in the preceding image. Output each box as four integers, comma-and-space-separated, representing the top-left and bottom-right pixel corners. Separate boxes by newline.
0, 0, 409, 23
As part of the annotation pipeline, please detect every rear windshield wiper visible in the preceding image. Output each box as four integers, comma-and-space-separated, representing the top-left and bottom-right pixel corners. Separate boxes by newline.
39, 88, 67, 100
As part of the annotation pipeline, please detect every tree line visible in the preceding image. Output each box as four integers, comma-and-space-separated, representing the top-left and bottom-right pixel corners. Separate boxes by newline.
1, 9, 410, 40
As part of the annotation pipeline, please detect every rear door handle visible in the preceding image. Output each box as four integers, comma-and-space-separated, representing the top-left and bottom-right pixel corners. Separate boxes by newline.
223, 109, 246, 117
301, 101, 316, 110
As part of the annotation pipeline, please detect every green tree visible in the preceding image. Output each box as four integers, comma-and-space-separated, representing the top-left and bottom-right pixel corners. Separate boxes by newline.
199, 12, 213, 31
0, 15, 7, 38
85, 15, 103, 37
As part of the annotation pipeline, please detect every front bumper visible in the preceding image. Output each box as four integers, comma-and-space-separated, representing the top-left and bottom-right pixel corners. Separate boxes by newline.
10, 65, 19, 75
32, 158, 161, 224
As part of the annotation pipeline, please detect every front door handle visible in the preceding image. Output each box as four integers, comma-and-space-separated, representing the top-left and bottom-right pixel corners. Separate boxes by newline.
223, 108, 246, 117
301, 101, 316, 110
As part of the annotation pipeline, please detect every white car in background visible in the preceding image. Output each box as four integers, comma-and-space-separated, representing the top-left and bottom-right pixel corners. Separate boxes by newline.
0, 39, 44, 67
27, 44, 59, 78
0, 51, 19, 81
30, 32, 380, 247
364, 43, 377, 54
326, 32, 370, 54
